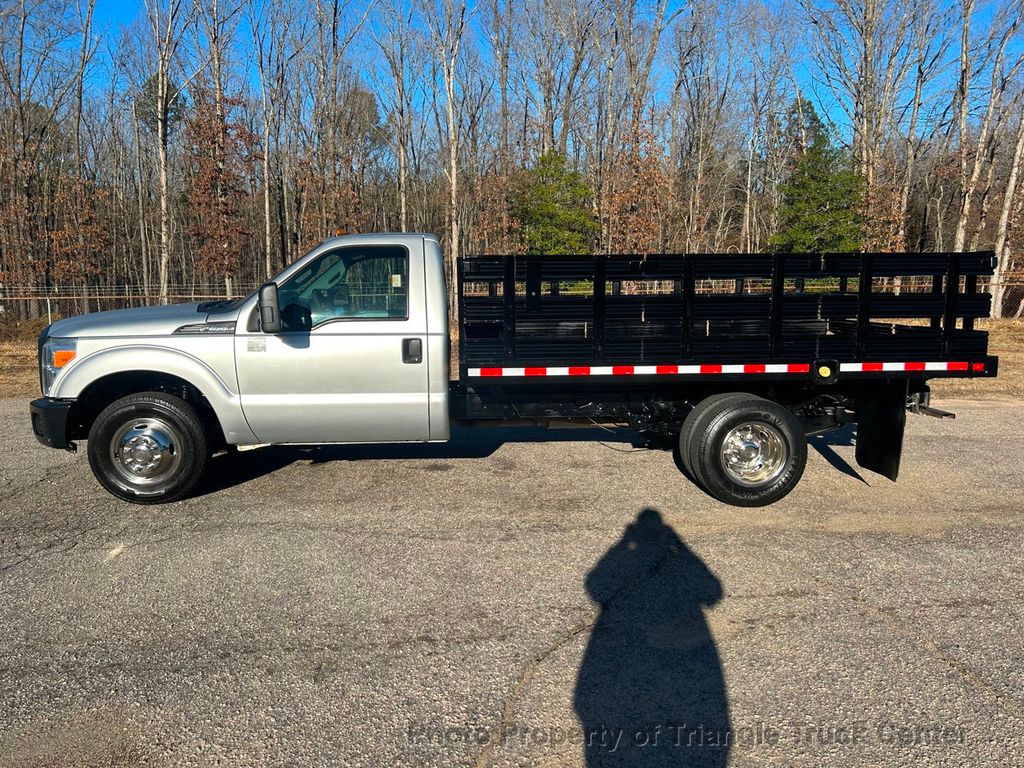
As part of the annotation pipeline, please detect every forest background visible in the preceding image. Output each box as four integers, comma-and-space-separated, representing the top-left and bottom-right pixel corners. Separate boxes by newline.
2, 0, 1024, 325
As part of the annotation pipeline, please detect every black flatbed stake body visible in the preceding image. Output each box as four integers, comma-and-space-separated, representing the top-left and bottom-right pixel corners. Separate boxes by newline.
451, 251, 998, 484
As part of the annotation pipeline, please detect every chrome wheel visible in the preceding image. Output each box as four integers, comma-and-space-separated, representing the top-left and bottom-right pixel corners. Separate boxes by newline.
720, 421, 788, 487
109, 416, 183, 489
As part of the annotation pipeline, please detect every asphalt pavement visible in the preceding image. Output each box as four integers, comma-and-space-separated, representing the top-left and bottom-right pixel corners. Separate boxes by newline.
1, 396, 1023, 767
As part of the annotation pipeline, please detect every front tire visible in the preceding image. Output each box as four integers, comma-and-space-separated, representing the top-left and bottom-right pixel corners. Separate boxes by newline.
686, 395, 807, 507
87, 391, 209, 504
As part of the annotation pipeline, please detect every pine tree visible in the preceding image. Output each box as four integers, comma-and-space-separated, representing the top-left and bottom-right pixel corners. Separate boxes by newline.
770, 100, 863, 253
511, 152, 599, 255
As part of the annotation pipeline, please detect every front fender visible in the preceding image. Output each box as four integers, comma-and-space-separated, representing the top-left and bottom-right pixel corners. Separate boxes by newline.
51, 344, 258, 444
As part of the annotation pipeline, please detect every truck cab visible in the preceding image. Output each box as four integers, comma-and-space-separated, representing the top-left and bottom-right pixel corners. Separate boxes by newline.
31, 234, 452, 503
228, 234, 451, 444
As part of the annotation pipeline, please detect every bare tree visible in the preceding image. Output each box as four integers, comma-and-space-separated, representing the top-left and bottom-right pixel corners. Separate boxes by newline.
738, 0, 791, 253
671, 1, 737, 252
143, 0, 200, 303
895, 0, 951, 250
373, 0, 421, 232
251, 0, 306, 277
483, 0, 515, 168
423, 0, 468, 287
952, 0, 1023, 252
992, 104, 1024, 317
607, 0, 682, 136
195, 0, 245, 294
798, 0, 916, 247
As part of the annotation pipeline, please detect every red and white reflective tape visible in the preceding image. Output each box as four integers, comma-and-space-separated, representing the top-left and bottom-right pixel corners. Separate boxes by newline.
466, 360, 986, 377
839, 361, 980, 373
467, 363, 811, 378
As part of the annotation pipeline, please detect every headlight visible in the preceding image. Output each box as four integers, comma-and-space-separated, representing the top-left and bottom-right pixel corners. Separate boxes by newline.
40, 337, 77, 395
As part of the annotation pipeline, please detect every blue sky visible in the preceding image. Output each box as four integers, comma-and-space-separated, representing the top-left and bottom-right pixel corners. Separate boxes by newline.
83, 0, 1012, 146
93, 0, 141, 29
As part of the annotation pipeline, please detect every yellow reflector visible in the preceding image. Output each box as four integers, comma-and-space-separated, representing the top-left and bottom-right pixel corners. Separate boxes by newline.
53, 350, 76, 368
818, 365, 832, 378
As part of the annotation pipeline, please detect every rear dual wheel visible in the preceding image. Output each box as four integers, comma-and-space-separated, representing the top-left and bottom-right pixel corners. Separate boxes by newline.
678, 394, 807, 507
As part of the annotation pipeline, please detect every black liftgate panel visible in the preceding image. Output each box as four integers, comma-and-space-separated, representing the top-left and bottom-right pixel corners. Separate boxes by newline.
457, 252, 996, 371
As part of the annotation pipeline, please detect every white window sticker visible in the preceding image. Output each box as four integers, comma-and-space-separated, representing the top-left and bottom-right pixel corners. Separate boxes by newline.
391, 274, 403, 288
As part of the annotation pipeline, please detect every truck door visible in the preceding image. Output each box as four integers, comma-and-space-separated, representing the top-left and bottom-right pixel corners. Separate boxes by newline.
235, 241, 430, 443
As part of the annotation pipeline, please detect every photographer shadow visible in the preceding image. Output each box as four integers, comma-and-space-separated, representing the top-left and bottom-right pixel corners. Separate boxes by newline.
574, 508, 730, 767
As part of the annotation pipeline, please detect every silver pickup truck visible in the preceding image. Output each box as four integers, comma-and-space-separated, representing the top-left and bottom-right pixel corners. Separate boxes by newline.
29, 233, 998, 506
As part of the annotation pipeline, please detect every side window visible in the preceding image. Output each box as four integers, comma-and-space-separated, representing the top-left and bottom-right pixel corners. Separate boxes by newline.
276, 245, 409, 330
344, 249, 408, 318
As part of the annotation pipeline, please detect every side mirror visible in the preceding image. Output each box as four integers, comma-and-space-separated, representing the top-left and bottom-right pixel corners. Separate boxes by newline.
258, 282, 281, 333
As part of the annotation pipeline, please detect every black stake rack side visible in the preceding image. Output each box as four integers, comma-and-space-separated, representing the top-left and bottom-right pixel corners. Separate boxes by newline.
457, 252, 997, 377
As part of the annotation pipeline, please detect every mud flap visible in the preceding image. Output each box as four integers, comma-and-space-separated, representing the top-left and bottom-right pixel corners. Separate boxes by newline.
855, 380, 908, 481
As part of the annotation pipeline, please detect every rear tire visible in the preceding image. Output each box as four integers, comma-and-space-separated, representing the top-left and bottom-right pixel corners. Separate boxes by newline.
87, 391, 209, 504
678, 392, 753, 482
685, 395, 807, 507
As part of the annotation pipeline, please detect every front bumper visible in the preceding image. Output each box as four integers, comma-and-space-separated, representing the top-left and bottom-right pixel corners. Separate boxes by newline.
30, 397, 75, 450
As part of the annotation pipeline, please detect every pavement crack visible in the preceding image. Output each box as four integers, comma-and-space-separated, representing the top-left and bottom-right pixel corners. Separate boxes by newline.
473, 614, 593, 768
0, 555, 29, 573
811, 574, 1023, 719
474, 543, 680, 768
0, 462, 72, 506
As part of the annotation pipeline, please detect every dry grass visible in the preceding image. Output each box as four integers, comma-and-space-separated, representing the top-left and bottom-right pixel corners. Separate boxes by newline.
0, 315, 48, 398
929, 318, 1024, 401
0, 341, 38, 398
3, 320, 1021, 400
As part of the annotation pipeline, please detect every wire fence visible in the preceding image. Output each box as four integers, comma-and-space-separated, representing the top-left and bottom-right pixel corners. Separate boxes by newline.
0, 283, 260, 325
0, 283, 259, 298
4, 277, 1024, 323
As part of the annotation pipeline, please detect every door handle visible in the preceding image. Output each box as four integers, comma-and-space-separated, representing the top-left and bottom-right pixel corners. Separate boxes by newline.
402, 338, 423, 364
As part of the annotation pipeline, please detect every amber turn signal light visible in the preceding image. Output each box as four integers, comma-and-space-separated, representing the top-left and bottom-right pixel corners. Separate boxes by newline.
53, 350, 76, 368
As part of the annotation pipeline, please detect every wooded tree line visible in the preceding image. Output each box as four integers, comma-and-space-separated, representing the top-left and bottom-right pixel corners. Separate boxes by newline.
1, 0, 1024, 320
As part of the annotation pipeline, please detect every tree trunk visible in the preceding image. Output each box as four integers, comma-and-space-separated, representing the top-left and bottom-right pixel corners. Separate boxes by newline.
132, 102, 150, 297
262, 115, 274, 277
952, 0, 972, 251
157, 83, 171, 305
991, 111, 1024, 318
